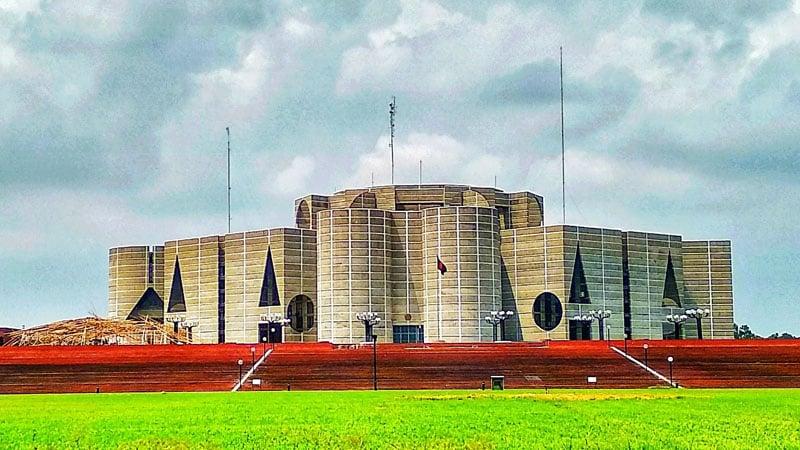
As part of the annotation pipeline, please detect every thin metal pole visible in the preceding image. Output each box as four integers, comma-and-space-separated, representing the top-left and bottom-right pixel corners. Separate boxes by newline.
696, 317, 704, 340
419, 160, 422, 187
560, 46, 566, 224
389, 97, 396, 185
373, 333, 378, 390
226, 127, 231, 233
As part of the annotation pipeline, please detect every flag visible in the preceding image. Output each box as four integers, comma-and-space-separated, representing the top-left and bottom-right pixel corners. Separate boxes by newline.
436, 256, 447, 275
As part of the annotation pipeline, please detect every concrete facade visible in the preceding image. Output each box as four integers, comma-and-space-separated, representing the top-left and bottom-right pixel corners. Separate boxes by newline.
108, 245, 164, 322
109, 184, 734, 343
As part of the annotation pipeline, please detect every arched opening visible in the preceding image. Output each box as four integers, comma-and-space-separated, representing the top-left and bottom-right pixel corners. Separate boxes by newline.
287, 295, 314, 332
462, 189, 490, 207
295, 200, 311, 229
533, 292, 563, 331
349, 191, 377, 208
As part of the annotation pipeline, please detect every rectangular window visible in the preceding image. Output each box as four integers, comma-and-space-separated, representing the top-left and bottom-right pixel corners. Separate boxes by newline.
147, 251, 154, 284
393, 325, 424, 343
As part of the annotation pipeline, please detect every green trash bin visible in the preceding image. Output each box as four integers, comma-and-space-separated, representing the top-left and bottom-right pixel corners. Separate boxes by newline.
491, 376, 505, 390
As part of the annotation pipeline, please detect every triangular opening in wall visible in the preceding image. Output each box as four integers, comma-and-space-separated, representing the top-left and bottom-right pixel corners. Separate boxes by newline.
167, 257, 186, 313
259, 248, 280, 307
568, 245, 591, 304
663, 252, 681, 307
127, 287, 164, 321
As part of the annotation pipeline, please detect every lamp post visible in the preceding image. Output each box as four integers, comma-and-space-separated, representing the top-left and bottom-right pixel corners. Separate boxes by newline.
685, 308, 711, 340
588, 310, 611, 340
643, 343, 649, 369
372, 334, 378, 391
180, 320, 198, 343
571, 314, 593, 340
356, 312, 381, 343
237, 359, 244, 386
483, 310, 515, 341
166, 314, 185, 335
260, 313, 291, 351
356, 312, 381, 390
250, 346, 256, 367
262, 336, 267, 355
666, 314, 688, 340
667, 356, 674, 387
624, 333, 629, 354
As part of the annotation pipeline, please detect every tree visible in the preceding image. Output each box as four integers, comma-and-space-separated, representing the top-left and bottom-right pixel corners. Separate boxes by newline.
767, 332, 798, 339
734, 323, 760, 339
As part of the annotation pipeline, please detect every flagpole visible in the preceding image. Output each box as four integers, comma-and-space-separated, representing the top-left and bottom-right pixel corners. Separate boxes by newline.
437, 260, 442, 340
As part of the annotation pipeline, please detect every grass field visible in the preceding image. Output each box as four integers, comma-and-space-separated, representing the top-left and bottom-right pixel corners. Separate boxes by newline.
1, 389, 799, 449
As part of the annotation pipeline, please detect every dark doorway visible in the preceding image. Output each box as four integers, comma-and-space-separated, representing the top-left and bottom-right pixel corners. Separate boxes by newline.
259, 322, 283, 344
569, 320, 592, 340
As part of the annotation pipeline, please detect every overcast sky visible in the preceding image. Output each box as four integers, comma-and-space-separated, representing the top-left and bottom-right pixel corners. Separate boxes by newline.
1, 0, 798, 335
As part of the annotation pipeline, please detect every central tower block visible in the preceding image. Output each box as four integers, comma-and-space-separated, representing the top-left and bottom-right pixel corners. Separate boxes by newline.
422, 206, 501, 342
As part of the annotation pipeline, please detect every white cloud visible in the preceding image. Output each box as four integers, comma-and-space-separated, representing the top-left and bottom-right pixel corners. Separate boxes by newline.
336, 2, 563, 94
346, 132, 504, 188
248, 154, 317, 199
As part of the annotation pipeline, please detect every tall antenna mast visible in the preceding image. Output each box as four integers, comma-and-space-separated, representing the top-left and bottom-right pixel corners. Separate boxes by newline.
226, 127, 231, 233
560, 46, 566, 224
389, 96, 396, 185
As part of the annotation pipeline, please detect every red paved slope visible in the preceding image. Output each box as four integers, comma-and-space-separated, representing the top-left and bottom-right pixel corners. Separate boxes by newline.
246, 341, 658, 391
0, 344, 257, 394
623, 339, 800, 388
4, 340, 799, 394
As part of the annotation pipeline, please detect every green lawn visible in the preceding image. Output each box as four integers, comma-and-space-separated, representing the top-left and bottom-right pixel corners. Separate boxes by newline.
1, 389, 799, 449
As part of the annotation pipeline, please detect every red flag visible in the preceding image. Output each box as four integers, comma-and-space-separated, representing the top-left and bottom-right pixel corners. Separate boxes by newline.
436, 256, 447, 275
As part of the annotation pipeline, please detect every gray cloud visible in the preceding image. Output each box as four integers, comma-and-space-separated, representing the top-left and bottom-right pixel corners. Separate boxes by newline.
0, 2, 268, 189
479, 62, 640, 137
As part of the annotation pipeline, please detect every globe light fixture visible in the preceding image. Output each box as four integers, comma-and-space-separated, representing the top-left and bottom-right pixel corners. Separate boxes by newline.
260, 313, 291, 350
667, 356, 675, 387
588, 309, 612, 340
483, 310, 515, 341
666, 314, 688, 340
685, 308, 711, 339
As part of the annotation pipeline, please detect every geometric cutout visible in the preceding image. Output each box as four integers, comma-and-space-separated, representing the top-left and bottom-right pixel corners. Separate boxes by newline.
568, 245, 591, 304
662, 251, 681, 307
127, 287, 164, 321
167, 257, 186, 313
532, 292, 563, 331
259, 248, 280, 307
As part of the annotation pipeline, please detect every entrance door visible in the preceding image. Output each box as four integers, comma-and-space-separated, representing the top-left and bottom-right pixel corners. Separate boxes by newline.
568, 320, 592, 340
258, 323, 283, 344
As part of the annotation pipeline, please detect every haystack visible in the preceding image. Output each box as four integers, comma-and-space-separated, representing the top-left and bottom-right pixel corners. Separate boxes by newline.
1, 316, 189, 346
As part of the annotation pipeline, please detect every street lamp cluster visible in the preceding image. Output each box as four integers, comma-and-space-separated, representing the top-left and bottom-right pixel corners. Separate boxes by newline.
260, 313, 291, 351
165, 315, 198, 342
572, 309, 612, 340
685, 308, 711, 340
484, 310, 514, 341
666, 308, 711, 340
356, 312, 381, 391
356, 312, 381, 343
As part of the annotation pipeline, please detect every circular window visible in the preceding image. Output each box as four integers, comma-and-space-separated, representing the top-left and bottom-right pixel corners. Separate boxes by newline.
532, 292, 563, 331
287, 295, 314, 332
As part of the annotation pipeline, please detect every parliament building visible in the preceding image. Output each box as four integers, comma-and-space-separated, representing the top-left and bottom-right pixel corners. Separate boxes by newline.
108, 184, 734, 344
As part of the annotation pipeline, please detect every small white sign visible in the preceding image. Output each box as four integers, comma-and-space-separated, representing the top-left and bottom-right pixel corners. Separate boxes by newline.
587, 376, 597, 384
252, 379, 261, 386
